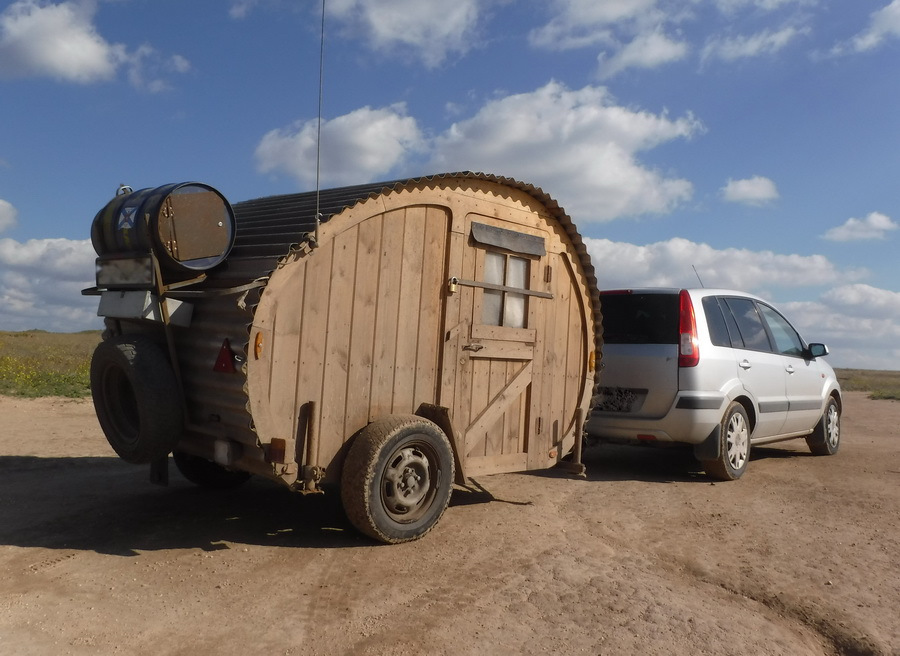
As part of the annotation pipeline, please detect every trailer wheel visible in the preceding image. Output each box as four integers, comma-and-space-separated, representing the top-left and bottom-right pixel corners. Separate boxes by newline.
90, 335, 183, 464
341, 415, 455, 544
173, 451, 251, 489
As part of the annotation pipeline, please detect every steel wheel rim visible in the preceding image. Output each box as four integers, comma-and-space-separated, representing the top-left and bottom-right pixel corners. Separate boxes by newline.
380, 440, 440, 524
825, 404, 840, 449
726, 411, 749, 470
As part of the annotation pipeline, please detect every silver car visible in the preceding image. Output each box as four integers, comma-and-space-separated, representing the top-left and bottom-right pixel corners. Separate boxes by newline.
587, 288, 842, 480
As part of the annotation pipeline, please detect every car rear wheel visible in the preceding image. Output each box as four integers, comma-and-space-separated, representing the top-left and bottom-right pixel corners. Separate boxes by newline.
806, 398, 840, 456
702, 401, 750, 481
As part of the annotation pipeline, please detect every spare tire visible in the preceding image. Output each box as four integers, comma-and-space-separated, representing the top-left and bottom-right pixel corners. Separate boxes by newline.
90, 335, 183, 464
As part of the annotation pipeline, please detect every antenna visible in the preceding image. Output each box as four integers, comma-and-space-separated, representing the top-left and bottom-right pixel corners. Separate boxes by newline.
692, 265, 705, 288
313, 0, 327, 247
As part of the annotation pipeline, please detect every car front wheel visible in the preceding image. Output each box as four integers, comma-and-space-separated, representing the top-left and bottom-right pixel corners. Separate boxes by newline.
806, 397, 840, 456
702, 401, 750, 481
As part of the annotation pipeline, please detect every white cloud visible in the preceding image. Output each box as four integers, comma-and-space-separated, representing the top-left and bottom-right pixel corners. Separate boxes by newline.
781, 285, 900, 369
0, 0, 189, 90
721, 175, 779, 205
0, 237, 98, 332
327, 0, 481, 68
0, 199, 17, 234
711, 0, 815, 14
529, 0, 657, 51
702, 25, 809, 62
255, 104, 425, 188
599, 28, 689, 78
584, 237, 864, 292
822, 212, 898, 242
832, 0, 900, 54
0, 0, 122, 82
429, 81, 701, 222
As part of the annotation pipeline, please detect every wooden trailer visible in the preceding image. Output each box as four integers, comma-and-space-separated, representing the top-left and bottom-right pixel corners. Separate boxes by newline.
86, 172, 601, 543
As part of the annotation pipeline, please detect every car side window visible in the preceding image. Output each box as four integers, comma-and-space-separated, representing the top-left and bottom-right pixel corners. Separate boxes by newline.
702, 297, 731, 347
758, 303, 805, 357
724, 297, 773, 352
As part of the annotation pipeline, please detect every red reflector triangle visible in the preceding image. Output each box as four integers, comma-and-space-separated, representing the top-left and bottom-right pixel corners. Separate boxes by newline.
214, 338, 236, 373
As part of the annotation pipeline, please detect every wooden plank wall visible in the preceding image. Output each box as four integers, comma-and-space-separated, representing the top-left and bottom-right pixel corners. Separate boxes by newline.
260, 205, 451, 476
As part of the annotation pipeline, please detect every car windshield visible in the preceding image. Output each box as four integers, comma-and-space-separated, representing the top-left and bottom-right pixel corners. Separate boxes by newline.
600, 293, 679, 344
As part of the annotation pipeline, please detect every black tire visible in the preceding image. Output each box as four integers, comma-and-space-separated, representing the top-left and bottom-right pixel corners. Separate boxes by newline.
90, 335, 183, 464
173, 451, 251, 489
702, 401, 750, 481
806, 397, 840, 456
341, 415, 455, 544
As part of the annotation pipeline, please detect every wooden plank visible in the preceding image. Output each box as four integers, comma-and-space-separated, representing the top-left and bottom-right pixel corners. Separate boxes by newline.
295, 241, 334, 468
319, 227, 358, 445
369, 209, 405, 419
344, 215, 382, 437
438, 231, 465, 409
549, 253, 573, 445
504, 360, 522, 456
468, 341, 535, 361
464, 452, 528, 478
486, 357, 507, 457
392, 206, 427, 412
414, 207, 450, 406
465, 361, 533, 454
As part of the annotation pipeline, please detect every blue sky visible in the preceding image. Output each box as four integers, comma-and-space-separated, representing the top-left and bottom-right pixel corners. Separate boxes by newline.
0, 0, 898, 369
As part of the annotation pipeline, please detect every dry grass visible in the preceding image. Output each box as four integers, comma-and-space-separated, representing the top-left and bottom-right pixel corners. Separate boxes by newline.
0, 330, 101, 398
835, 368, 900, 401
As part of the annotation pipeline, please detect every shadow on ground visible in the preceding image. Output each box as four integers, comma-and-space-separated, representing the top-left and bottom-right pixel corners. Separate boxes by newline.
0, 455, 493, 555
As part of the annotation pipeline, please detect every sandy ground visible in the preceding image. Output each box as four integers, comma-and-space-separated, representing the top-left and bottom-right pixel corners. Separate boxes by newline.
0, 392, 897, 656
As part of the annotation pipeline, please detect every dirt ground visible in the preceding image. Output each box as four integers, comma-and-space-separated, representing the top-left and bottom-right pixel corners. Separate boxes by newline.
0, 392, 897, 656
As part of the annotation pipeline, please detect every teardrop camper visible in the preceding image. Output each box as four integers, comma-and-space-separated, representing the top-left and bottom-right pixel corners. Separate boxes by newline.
85, 172, 601, 543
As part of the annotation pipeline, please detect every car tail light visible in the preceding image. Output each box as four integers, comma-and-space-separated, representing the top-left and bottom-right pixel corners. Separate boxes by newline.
678, 289, 700, 367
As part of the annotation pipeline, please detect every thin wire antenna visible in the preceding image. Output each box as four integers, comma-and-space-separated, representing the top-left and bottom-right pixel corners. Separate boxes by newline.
313, 0, 327, 246
692, 265, 705, 288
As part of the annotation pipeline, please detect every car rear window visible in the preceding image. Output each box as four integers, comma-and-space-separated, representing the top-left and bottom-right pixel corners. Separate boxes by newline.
600, 293, 679, 344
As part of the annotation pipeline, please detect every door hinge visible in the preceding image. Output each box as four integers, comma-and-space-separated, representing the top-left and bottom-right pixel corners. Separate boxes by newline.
536, 417, 543, 434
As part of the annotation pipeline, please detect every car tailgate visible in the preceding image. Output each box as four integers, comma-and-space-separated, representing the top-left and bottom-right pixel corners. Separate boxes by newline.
597, 343, 679, 418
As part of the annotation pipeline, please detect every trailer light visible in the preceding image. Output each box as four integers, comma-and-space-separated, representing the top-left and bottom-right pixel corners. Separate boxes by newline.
254, 331, 264, 360
637, 434, 656, 441
214, 339, 236, 373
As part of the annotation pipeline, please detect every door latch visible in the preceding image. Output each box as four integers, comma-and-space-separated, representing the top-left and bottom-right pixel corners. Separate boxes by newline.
462, 343, 484, 352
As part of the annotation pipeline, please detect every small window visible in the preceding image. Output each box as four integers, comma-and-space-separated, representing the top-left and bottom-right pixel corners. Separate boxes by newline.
724, 297, 773, 352
758, 304, 805, 357
702, 297, 731, 347
482, 251, 529, 328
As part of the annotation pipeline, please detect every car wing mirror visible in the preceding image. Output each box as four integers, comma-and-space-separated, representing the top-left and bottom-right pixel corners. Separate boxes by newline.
806, 343, 829, 359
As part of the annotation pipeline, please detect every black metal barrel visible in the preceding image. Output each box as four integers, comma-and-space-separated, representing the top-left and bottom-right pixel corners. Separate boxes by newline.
91, 182, 236, 274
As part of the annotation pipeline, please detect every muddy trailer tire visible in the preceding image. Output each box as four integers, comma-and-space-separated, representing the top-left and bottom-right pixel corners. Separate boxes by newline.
90, 335, 183, 464
341, 415, 455, 544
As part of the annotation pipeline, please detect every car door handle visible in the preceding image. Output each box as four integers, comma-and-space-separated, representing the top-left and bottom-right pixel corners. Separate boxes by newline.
739, 359, 752, 370
785, 364, 795, 374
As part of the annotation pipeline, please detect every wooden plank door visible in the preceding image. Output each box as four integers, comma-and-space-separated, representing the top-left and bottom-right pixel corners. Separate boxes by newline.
440, 214, 552, 477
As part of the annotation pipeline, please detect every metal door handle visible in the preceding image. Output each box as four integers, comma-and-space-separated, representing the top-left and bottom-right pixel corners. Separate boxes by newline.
785, 365, 795, 374
739, 360, 752, 370
463, 343, 484, 352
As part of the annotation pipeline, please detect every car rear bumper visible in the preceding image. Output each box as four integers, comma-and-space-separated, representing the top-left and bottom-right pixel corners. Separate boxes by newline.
587, 392, 727, 445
